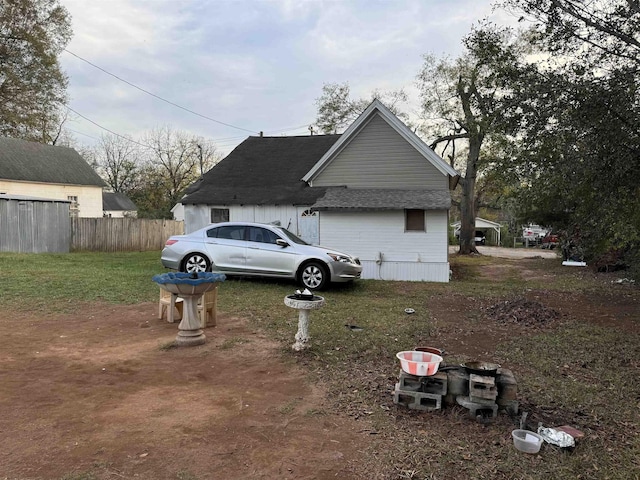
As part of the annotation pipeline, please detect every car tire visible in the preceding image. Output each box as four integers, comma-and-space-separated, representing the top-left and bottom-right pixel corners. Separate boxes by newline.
181, 253, 210, 273
299, 261, 328, 290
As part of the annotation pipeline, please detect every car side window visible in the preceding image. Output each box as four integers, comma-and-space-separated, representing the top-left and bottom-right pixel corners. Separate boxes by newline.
206, 228, 218, 238
215, 225, 246, 240
247, 227, 278, 244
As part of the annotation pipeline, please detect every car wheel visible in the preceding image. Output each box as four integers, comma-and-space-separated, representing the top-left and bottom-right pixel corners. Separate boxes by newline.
299, 261, 328, 290
181, 253, 210, 273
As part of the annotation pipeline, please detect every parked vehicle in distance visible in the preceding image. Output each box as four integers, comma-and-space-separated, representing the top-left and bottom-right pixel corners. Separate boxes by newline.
541, 232, 559, 249
454, 229, 486, 245
474, 230, 486, 245
160, 221, 362, 290
522, 224, 547, 246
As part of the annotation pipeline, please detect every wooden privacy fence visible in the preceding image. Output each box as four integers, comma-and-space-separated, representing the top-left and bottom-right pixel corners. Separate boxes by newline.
71, 218, 184, 252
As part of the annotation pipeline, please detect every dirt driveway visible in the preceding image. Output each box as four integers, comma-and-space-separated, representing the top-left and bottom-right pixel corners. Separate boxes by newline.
0, 306, 367, 479
449, 245, 558, 259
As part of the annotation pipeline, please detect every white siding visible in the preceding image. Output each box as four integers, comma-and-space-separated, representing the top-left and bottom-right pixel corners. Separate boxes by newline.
359, 260, 450, 282
183, 204, 312, 238
0, 179, 103, 217
312, 114, 448, 190
319, 210, 450, 282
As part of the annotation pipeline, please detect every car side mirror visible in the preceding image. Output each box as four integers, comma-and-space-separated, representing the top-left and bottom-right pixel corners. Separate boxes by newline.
276, 239, 289, 247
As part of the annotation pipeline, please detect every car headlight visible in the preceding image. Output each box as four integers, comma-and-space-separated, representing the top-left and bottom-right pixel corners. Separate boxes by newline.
327, 253, 353, 263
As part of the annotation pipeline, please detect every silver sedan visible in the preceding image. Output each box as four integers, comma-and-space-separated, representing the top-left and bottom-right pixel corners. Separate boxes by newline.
161, 221, 362, 290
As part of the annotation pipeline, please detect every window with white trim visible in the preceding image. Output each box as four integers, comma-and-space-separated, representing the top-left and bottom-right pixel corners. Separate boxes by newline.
67, 196, 79, 218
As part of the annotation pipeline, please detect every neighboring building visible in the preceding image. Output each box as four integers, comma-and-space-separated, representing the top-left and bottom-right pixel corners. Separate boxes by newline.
0, 137, 106, 217
0, 194, 71, 253
451, 217, 502, 245
102, 192, 138, 218
178, 100, 459, 282
171, 202, 185, 222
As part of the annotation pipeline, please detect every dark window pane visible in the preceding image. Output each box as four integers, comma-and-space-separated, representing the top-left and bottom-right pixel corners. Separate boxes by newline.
210, 208, 229, 223
405, 209, 425, 231
215, 225, 245, 240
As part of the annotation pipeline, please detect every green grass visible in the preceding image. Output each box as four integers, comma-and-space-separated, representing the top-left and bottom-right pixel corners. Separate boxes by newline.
3, 251, 639, 479
0, 251, 163, 311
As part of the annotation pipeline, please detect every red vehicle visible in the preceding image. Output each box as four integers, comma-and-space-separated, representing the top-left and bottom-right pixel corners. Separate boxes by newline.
541, 232, 559, 249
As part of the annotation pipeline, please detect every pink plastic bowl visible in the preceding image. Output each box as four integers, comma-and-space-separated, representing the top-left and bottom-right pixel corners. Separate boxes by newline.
396, 351, 443, 376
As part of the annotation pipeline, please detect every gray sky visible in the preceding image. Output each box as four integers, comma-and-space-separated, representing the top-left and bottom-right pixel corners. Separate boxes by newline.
59, 0, 517, 155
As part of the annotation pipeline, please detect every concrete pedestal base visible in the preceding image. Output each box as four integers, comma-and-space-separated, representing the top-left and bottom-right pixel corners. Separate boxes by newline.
284, 295, 325, 351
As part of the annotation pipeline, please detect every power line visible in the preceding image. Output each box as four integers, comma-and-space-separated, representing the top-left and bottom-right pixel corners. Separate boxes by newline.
66, 106, 153, 149
63, 49, 258, 134
66, 128, 99, 140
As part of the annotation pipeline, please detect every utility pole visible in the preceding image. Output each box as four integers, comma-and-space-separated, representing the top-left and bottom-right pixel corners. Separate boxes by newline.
196, 144, 203, 178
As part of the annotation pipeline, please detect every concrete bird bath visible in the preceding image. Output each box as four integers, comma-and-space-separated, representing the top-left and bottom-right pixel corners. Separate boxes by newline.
284, 294, 325, 351
152, 272, 226, 346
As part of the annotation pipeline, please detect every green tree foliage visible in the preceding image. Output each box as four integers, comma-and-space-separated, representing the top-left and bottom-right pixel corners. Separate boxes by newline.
417, 26, 524, 253
314, 82, 409, 134
0, 0, 71, 143
498, 0, 640, 273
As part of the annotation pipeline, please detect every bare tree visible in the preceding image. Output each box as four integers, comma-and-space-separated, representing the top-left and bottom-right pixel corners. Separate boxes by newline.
93, 133, 141, 193
144, 126, 221, 207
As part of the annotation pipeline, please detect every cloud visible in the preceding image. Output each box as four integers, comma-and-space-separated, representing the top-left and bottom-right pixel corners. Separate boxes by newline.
58, 0, 518, 154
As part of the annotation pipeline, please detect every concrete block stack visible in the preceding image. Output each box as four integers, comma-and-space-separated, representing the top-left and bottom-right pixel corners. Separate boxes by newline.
393, 371, 447, 411
393, 367, 518, 421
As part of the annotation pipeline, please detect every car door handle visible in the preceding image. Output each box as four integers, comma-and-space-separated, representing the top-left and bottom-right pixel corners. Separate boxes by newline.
248, 246, 259, 250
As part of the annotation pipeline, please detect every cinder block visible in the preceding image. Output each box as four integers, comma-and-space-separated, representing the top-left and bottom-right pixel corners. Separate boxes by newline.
497, 398, 519, 415
456, 395, 498, 419
469, 374, 498, 400
470, 394, 500, 405
398, 371, 422, 391
394, 386, 442, 411
422, 372, 448, 395
446, 369, 469, 396
497, 383, 518, 401
496, 369, 518, 401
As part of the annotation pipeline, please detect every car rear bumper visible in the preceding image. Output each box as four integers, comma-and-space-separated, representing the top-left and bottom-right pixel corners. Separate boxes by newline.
160, 248, 182, 270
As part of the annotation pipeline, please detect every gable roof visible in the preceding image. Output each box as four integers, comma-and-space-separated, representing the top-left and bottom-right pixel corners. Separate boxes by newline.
302, 99, 458, 182
451, 217, 502, 229
181, 135, 340, 206
0, 137, 105, 187
312, 188, 451, 211
102, 192, 137, 211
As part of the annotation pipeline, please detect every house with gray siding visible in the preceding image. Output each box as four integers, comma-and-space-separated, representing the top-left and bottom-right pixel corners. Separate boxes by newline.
178, 100, 459, 282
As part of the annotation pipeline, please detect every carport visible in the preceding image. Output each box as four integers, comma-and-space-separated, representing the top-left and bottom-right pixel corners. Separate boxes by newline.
451, 217, 502, 246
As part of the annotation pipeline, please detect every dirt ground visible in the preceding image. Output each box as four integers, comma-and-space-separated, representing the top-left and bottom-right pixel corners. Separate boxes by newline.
0, 306, 370, 480
1, 262, 636, 480
449, 245, 558, 259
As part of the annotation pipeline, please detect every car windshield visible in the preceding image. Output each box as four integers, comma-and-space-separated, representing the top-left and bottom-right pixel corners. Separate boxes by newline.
278, 227, 309, 245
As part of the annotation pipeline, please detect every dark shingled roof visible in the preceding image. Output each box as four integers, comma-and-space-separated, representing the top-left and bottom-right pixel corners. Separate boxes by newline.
0, 137, 106, 187
102, 192, 137, 211
312, 188, 451, 211
181, 135, 341, 205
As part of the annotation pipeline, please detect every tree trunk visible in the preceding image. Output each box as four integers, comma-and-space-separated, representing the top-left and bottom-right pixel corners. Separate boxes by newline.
458, 135, 481, 254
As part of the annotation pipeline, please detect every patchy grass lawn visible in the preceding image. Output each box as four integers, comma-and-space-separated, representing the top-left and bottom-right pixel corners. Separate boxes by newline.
0, 251, 638, 479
